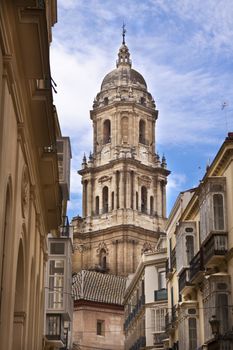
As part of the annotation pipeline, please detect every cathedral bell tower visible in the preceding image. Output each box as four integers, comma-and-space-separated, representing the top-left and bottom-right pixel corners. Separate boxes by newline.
72, 32, 170, 276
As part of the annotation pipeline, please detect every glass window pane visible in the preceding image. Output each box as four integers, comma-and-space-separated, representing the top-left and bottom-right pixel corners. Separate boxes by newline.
50, 242, 65, 255
188, 318, 197, 350
213, 194, 224, 230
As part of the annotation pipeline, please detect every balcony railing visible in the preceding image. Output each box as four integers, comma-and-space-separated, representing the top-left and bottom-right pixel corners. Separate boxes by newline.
203, 233, 228, 265
59, 216, 70, 237
124, 295, 145, 331
179, 268, 192, 293
165, 306, 177, 332
171, 248, 176, 270
130, 336, 146, 350
153, 332, 167, 345
190, 249, 204, 282
154, 289, 168, 301
46, 314, 65, 345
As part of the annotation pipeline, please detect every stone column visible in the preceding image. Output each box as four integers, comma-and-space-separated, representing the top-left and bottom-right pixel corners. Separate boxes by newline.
82, 180, 87, 217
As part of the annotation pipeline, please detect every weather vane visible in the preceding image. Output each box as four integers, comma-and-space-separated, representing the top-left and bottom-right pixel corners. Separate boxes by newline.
122, 22, 126, 45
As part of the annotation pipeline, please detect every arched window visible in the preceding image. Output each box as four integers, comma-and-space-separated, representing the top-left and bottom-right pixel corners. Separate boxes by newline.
104, 97, 108, 106
100, 249, 107, 270
103, 119, 111, 144
150, 196, 154, 215
136, 191, 138, 210
139, 119, 146, 144
95, 196, 99, 215
186, 235, 194, 264
111, 192, 114, 210
121, 117, 129, 143
102, 186, 108, 213
213, 193, 224, 230
141, 186, 147, 213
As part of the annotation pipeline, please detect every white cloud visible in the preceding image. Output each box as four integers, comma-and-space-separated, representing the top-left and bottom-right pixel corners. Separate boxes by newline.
51, 0, 233, 217
167, 173, 187, 192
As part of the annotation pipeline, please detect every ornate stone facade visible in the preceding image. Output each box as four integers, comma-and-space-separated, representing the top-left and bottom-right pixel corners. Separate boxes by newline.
72, 38, 170, 276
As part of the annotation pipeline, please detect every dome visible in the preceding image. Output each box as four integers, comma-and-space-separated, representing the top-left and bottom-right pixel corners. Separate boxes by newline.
100, 41, 147, 92
101, 66, 147, 91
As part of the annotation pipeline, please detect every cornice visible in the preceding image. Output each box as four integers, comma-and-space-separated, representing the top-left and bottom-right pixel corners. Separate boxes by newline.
74, 299, 124, 311
74, 223, 163, 240
79, 158, 170, 177
90, 100, 158, 119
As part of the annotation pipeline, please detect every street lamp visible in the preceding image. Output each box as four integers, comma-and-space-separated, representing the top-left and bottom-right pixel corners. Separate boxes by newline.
209, 315, 220, 338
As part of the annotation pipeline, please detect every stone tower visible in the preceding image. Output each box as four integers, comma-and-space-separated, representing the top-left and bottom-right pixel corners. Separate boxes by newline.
72, 35, 170, 276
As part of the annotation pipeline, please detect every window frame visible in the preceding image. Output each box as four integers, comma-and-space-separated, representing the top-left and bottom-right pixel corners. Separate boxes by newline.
96, 319, 105, 336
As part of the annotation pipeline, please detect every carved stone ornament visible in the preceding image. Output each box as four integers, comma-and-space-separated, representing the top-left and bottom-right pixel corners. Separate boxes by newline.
141, 242, 154, 254
96, 242, 109, 255
138, 175, 152, 187
73, 242, 91, 252
98, 175, 112, 183
21, 167, 29, 218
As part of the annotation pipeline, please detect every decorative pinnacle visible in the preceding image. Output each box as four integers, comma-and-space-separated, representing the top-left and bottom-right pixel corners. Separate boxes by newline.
82, 153, 87, 164
122, 22, 126, 45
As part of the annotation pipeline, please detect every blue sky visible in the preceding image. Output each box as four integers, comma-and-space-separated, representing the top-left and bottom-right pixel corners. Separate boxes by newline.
50, 0, 233, 219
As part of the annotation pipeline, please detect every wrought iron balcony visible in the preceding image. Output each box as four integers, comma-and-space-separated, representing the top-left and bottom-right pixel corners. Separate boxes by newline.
203, 233, 228, 266
153, 332, 167, 346
179, 268, 192, 293
171, 247, 176, 270
165, 306, 177, 333
59, 216, 70, 237
46, 314, 65, 347
207, 334, 233, 350
154, 289, 168, 301
190, 249, 204, 282
124, 295, 145, 331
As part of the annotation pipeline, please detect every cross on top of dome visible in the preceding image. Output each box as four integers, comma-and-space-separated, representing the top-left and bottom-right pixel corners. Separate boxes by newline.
122, 22, 126, 45
116, 23, 132, 68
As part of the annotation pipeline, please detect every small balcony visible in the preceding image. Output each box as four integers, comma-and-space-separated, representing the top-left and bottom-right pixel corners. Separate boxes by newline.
190, 249, 204, 283
154, 289, 168, 302
45, 314, 66, 348
59, 216, 71, 237
165, 306, 177, 333
203, 233, 228, 267
153, 332, 167, 346
207, 334, 233, 350
171, 248, 176, 270
178, 268, 193, 294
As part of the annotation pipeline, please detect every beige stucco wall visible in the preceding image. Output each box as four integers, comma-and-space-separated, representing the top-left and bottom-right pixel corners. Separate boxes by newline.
73, 304, 124, 349
0, 2, 61, 350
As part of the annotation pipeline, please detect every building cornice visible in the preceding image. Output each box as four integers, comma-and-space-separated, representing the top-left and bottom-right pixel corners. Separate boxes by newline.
79, 158, 170, 177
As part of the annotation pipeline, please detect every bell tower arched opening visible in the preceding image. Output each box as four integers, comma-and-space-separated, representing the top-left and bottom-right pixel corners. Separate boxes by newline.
141, 186, 147, 213
103, 120, 111, 144
139, 119, 146, 144
102, 186, 109, 213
